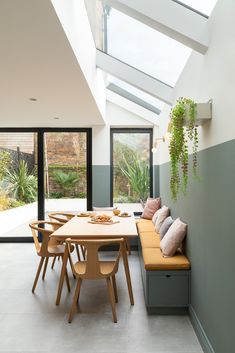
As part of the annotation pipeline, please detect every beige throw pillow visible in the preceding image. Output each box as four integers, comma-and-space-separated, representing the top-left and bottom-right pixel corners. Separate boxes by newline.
141, 197, 161, 220
160, 218, 187, 257
155, 206, 169, 232
152, 208, 161, 224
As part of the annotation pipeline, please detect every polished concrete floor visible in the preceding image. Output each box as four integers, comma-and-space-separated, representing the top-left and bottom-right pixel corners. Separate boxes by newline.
0, 244, 203, 353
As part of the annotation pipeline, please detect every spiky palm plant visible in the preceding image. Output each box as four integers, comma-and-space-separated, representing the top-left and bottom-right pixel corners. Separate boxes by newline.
5, 160, 37, 203
53, 171, 79, 197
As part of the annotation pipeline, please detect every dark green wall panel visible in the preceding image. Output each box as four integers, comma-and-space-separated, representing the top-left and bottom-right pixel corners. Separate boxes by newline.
153, 165, 159, 197
92, 165, 110, 207
159, 139, 235, 353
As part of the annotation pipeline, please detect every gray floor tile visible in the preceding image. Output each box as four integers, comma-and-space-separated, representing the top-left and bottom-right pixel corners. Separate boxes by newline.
0, 244, 203, 353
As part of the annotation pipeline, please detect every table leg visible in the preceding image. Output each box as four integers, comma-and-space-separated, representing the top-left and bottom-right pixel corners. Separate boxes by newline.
122, 242, 134, 305
56, 245, 69, 305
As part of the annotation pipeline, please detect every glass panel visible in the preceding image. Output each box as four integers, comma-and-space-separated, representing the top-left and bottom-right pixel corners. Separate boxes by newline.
0, 133, 38, 237
113, 132, 151, 212
175, 0, 218, 16
106, 8, 191, 86
108, 75, 164, 111
44, 132, 87, 216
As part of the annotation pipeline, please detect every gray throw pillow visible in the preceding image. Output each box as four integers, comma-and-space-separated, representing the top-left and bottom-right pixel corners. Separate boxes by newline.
159, 216, 174, 240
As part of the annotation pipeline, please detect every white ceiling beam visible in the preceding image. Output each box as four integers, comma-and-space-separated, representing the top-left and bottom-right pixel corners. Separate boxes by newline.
101, 0, 209, 54
97, 50, 173, 105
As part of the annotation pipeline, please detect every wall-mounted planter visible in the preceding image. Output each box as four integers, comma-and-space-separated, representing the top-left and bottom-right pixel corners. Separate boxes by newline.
187, 101, 212, 126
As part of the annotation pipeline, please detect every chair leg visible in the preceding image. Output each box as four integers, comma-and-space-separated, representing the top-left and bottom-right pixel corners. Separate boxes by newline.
51, 256, 57, 270
126, 238, 131, 255
32, 257, 45, 293
65, 269, 70, 292
42, 257, 49, 280
106, 277, 117, 323
68, 278, 82, 323
75, 244, 81, 262
81, 246, 86, 260
68, 253, 76, 279
112, 275, 118, 303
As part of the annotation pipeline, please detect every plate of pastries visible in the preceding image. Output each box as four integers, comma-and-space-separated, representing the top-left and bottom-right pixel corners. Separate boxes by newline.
89, 214, 120, 225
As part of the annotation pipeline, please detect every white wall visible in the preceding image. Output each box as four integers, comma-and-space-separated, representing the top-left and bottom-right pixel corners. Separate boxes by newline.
158, 0, 235, 164
92, 101, 155, 165
51, 0, 106, 121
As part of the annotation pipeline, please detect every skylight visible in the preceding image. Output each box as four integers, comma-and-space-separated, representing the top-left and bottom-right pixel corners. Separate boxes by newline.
107, 75, 164, 114
106, 8, 191, 87
173, 0, 218, 16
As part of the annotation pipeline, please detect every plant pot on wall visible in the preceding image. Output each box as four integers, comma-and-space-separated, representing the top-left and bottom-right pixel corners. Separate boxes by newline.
168, 98, 212, 201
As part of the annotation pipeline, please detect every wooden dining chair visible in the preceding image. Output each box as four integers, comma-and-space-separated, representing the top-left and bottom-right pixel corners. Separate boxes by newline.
29, 220, 74, 293
48, 212, 85, 262
66, 238, 125, 323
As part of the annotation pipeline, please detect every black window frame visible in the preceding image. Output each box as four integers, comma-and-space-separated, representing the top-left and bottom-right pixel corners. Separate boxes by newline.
0, 127, 92, 242
110, 128, 153, 207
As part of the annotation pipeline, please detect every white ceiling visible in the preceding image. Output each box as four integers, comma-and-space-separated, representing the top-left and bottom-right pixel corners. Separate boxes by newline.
0, 0, 105, 127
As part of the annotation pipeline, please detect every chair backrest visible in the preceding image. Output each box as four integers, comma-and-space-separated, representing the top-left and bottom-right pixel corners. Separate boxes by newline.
29, 221, 63, 256
48, 212, 75, 224
66, 238, 124, 279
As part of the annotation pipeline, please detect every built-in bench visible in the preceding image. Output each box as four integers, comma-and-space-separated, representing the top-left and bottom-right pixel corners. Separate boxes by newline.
136, 218, 191, 314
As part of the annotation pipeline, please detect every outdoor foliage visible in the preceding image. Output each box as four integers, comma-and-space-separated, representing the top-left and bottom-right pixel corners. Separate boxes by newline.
0, 189, 10, 211
53, 171, 79, 197
5, 160, 37, 203
169, 97, 198, 201
0, 151, 11, 180
118, 153, 150, 203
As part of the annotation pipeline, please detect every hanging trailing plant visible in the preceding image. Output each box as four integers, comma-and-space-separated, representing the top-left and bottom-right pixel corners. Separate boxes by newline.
169, 97, 198, 201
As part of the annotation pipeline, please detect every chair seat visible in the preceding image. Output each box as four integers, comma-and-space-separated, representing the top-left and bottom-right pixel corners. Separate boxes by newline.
74, 261, 116, 277
48, 244, 74, 255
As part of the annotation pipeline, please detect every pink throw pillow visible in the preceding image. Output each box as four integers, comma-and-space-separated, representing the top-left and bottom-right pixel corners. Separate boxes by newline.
141, 197, 161, 220
160, 218, 187, 257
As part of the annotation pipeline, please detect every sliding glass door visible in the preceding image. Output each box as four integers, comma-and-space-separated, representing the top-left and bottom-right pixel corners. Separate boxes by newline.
111, 128, 153, 212
0, 132, 38, 237
0, 129, 92, 241
44, 132, 88, 217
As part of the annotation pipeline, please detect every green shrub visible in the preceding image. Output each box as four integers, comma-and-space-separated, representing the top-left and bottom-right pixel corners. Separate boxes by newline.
53, 171, 79, 197
118, 152, 150, 203
49, 192, 63, 199
0, 189, 10, 211
0, 151, 11, 180
9, 199, 26, 208
5, 160, 37, 203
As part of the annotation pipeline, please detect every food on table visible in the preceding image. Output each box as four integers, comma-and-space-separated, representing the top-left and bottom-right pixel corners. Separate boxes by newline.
78, 212, 96, 217
113, 209, 121, 216
91, 214, 113, 223
119, 212, 130, 217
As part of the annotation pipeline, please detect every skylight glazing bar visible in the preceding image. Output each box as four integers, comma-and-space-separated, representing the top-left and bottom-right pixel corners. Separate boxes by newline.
171, 0, 209, 18
107, 83, 161, 115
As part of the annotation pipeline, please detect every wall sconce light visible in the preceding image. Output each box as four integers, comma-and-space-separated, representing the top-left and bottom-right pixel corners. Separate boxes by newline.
152, 123, 172, 153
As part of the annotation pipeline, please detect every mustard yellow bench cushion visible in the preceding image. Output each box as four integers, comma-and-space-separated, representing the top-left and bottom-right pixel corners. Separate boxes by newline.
140, 232, 160, 248
142, 247, 191, 270
137, 221, 155, 233
135, 218, 150, 224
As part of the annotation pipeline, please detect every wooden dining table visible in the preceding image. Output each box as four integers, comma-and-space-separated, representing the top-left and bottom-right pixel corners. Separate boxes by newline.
51, 213, 138, 306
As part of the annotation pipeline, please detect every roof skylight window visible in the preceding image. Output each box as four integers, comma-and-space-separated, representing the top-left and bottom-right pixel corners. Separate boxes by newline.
107, 75, 164, 114
106, 8, 191, 87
